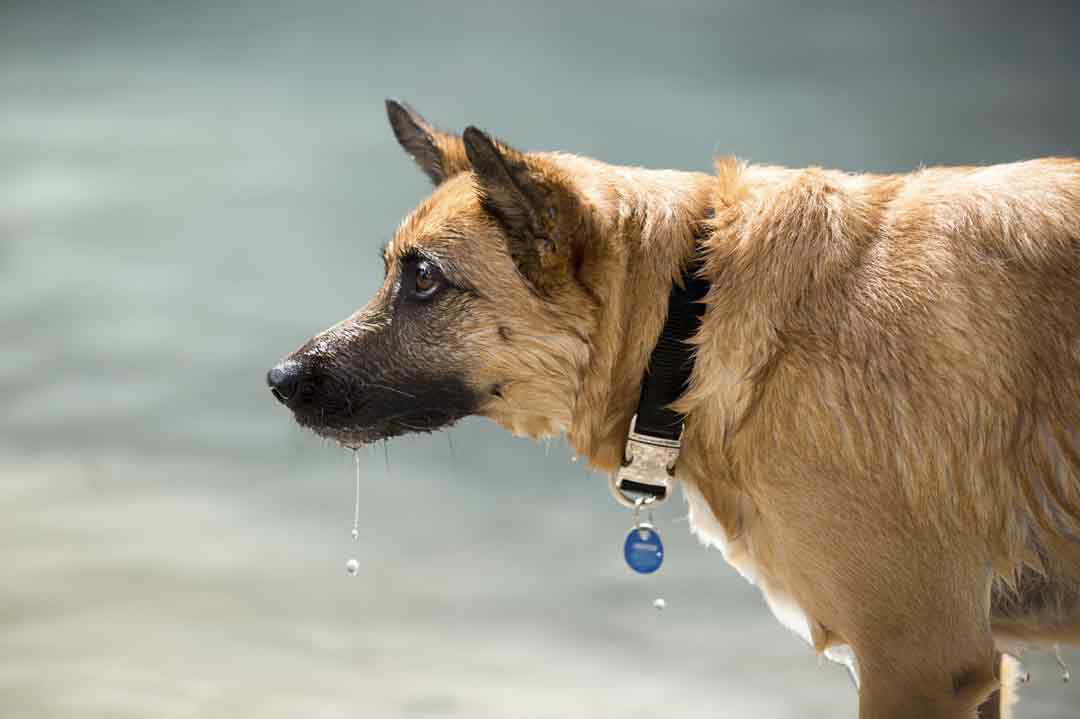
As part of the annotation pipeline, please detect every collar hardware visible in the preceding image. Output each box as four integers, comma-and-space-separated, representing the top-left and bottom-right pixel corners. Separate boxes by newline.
609, 414, 677, 508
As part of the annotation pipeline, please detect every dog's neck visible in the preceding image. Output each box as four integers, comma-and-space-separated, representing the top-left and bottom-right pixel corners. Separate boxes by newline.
550, 154, 716, 470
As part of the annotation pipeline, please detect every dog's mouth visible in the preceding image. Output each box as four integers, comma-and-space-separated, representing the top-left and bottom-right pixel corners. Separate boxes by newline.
297, 407, 470, 447
272, 367, 479, 447
269, 338, 482, 447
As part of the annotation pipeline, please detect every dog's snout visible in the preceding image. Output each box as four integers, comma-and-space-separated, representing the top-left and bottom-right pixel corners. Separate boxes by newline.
267, 360, 303, 405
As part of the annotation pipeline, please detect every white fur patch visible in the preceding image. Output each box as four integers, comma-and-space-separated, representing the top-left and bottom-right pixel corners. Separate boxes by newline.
824, 644, 860, 689
762, 590, 814, 647
681, 478, 757, 584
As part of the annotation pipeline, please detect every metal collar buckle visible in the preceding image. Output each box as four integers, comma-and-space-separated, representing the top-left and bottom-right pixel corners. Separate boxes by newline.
607, 414, 679, 509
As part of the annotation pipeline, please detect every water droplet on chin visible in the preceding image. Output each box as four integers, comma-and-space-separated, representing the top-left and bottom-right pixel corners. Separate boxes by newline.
350, 528, 359, 540
653, 598, 666, 610
345, 558, 360, 575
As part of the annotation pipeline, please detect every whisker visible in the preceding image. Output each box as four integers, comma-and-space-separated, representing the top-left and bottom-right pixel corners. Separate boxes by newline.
364, 382, 417, 399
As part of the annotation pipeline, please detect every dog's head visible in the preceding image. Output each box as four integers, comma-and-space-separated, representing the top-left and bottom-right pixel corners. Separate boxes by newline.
268, 101, 602, 447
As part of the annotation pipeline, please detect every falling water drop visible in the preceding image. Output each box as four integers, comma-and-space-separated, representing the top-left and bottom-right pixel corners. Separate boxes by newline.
653, 598, 666, 610
1053, 645, 1070, 682
343, 451, 362, 577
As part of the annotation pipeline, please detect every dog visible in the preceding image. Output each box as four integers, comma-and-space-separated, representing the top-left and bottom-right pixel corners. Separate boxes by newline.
269, 100, 1080, 718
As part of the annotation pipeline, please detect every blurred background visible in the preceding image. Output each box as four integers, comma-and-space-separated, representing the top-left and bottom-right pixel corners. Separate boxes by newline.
2, 1, 1079, 717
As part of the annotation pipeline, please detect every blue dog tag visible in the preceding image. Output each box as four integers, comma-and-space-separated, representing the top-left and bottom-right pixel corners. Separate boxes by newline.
623, 525, 664, 574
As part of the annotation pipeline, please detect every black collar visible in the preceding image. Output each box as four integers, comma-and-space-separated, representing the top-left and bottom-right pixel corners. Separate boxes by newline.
613, 219, 711, 503
632, 250, 709, 440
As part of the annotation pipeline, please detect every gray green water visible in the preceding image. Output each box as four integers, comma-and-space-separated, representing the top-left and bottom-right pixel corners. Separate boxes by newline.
2, 2, 1078, 717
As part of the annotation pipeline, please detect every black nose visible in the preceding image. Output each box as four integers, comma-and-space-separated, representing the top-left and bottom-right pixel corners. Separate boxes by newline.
267, 361, 302, 404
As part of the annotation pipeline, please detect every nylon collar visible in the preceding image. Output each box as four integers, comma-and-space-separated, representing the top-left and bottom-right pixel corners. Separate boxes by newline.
609, 212, 711, 507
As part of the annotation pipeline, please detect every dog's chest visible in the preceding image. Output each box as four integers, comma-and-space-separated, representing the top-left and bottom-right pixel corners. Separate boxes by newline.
681, 478, 860, 683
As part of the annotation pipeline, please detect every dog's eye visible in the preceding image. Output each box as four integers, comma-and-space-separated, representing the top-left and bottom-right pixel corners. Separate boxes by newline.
412, 259, 441, 299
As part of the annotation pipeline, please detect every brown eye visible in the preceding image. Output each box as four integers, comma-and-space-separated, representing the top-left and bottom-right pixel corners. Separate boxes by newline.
412, 260, 440, 298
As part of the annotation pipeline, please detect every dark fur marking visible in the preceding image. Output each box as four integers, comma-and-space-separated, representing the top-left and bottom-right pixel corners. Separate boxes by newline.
463, 126, 552, 292
952, 667, 981, 694
290, 363, 477, 444
386, 99, 446, 185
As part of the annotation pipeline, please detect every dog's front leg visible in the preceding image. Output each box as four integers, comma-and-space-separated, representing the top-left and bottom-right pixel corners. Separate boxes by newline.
807, 545, 1002, 719
855, 654, 999, 719
853, 632, 999, 719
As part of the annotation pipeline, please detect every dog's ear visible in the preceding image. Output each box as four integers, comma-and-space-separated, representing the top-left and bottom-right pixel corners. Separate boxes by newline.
463, 125, 568, 289
385, 100, 470, 185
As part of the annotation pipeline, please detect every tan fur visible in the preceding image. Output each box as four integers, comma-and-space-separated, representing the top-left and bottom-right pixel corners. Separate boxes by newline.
674, 159, 1080, 715
329, 107, 1080, 717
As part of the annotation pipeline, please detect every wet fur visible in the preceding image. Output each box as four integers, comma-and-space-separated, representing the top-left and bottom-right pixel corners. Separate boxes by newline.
279, 102, 1080, 718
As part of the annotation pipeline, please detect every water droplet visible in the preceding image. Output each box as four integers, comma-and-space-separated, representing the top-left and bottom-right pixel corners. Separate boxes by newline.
1053, 645, 1070, 682
345, 558, 359, 575
653, 598, 666, 610
352, 450, 362, 539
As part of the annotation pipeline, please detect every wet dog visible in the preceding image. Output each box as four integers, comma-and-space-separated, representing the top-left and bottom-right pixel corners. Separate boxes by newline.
270, 101, 1080, 718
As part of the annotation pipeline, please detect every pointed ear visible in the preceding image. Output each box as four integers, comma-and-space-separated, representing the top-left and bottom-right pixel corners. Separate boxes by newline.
463, 125, 562, 286
385, 99, 470, 185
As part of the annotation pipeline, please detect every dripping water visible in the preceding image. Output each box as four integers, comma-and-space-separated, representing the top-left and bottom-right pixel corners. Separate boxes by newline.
352, 449, 361, 540
345, 449, 361, 575
1054, 645, 1071, 683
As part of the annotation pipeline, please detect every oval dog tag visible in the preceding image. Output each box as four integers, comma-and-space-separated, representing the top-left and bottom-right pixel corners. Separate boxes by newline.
623, 525, 664, 574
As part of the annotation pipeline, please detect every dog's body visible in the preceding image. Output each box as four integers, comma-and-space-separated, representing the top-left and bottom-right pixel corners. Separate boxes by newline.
269, 102, 1080, 718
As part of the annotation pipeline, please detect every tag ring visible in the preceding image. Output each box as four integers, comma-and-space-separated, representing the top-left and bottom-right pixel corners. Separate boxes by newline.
608, 473, 661, 509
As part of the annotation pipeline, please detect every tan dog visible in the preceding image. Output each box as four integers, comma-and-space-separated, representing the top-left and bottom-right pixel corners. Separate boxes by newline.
268, 101, 1080, 718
